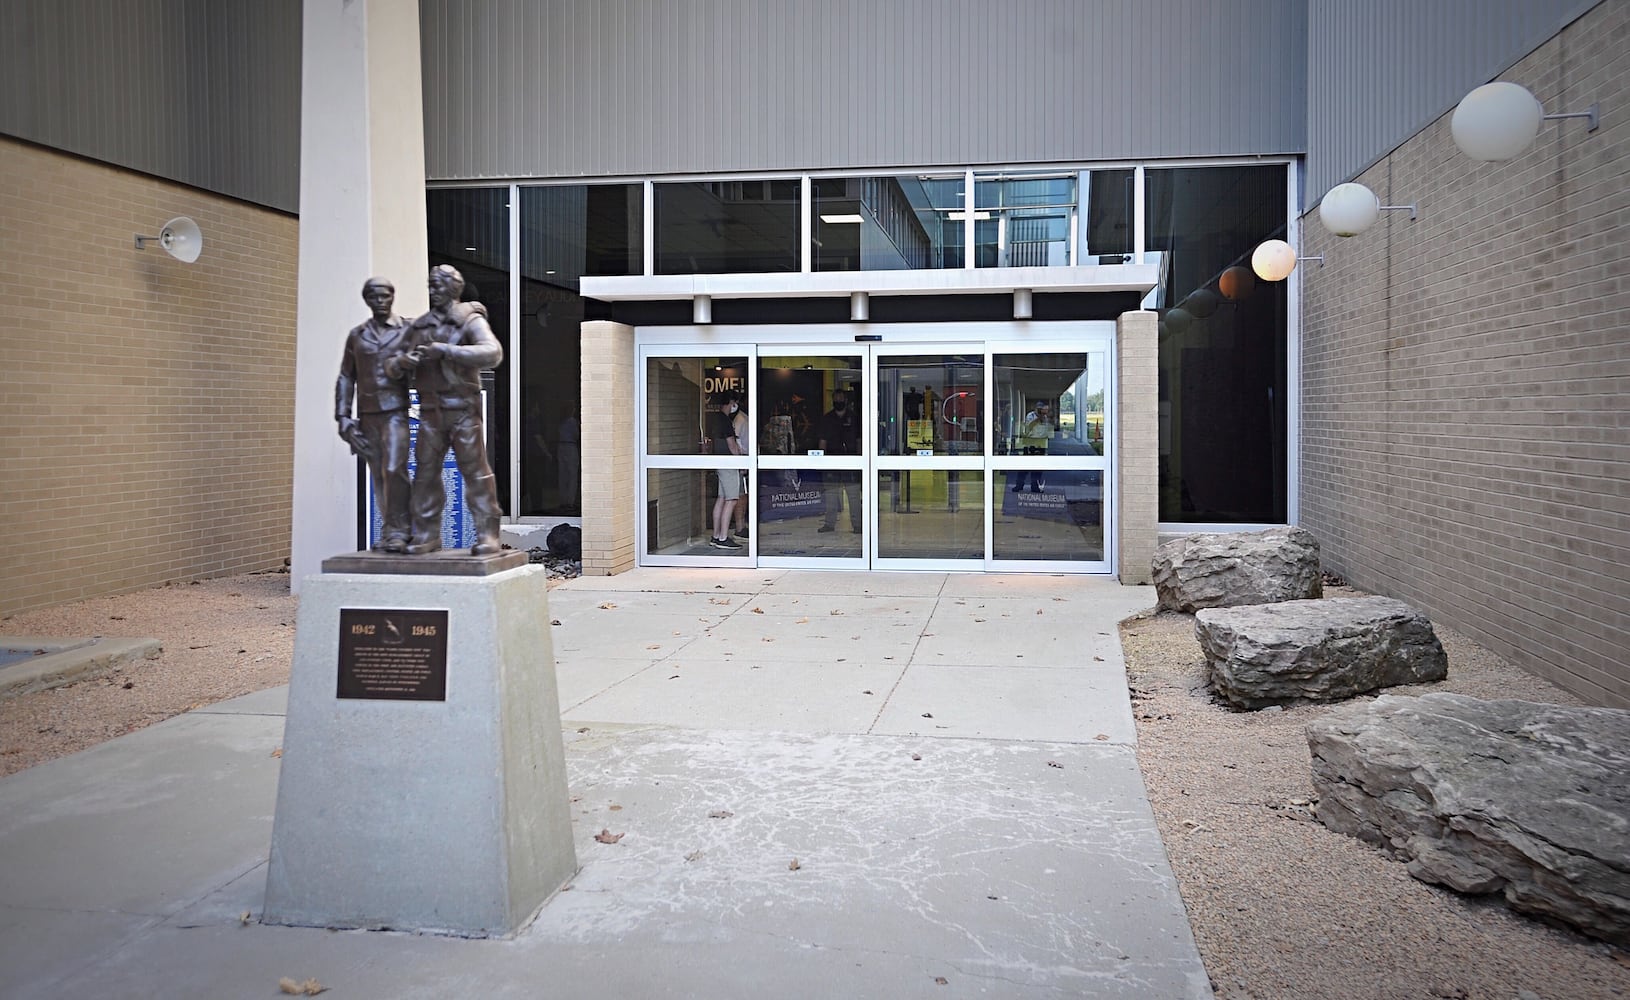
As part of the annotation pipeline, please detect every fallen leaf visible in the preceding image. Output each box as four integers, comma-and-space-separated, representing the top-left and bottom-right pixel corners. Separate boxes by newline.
861, 689, 873, 695
751, 607, 764, 614
278, 978, 327, 996
762, 637, 774, 643
1094, 733, 1110, 741
598, 602, 618, 610
974, 618, 986, 623
911, 753, 922, 761
708, 809, 734, 819
576, 727, 590, 733
796, 617, 809, 624
646, 644, 662, 650
829, 610, 843, 616
709, 597, 732, 605
685, 850, 703, 862
1052, 597, 1064, 602
609, 804, 623, 812
921, 712, 934, 718
1093, 656, 1104, 662
270, 747, 283, 758
551, 619, 562, 626
788, 858, 801, 870
110, 615, 125, 621
669, 674, 681, 679
122, 681, 135, 690
1036, 610, 1043, 615
594, 828, 624, 844
1047, 760, 1063, 768
934, 976, 949, 986
239, 910, 252, 925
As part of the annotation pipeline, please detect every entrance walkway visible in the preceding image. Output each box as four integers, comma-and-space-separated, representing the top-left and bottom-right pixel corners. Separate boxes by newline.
0, 570, 1212, 999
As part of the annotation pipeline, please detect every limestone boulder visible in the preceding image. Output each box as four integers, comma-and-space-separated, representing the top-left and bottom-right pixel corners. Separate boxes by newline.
1152, 526, 1321, 612
1307, 692, 1630, 946
1196, 596, 1447, 709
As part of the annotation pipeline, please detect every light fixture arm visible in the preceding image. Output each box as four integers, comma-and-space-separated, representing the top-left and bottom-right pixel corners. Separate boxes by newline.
1543, 103, 1600, 132
133, 234, 161, 250
1378, 204, 1418, 221
1299, 256, 1325, 268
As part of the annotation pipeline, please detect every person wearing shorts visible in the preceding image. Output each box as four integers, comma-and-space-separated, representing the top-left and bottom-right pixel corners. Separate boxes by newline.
709, 394, 744, 549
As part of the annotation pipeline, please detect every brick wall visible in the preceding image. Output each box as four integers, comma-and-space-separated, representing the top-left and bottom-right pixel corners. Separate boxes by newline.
579, 320, 636, 574
1301, 0, 1629, 706
0, 138, 298, 616
1117, 310, 1159, 584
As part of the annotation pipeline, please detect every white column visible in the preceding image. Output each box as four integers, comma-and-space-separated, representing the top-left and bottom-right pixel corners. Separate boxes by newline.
289, 0, 428, 588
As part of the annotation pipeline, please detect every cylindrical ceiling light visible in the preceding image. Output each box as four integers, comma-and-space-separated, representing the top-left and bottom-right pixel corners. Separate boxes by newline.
1452, 82, 1544, 161
1319, 183, 1381, 237
1251, 240, 1299, 282
1183, 288, 1219, 318
1218, 265, 1255, 301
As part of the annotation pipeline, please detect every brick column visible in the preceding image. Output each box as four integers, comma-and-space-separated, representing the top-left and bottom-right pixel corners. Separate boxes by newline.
1116, 310, 1158, 585
580, 321, 636, 575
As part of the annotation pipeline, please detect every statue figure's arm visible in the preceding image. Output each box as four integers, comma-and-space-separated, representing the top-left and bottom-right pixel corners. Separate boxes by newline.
441, 312, 503, 370
336, 334, 358, 423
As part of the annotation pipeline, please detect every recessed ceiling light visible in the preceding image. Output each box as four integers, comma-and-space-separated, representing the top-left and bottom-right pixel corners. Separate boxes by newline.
819, 213, 864, 224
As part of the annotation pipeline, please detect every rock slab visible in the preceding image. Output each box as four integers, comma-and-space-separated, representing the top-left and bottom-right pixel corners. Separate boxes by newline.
1197, 596, 1447, 709
1308, 692, 1630, 946
1152, 526, 1321, 612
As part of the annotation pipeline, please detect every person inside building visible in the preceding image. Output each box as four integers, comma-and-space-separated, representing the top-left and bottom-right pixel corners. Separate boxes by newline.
729, 393, 751, 541
708, 393, 744, 550
817, 390, 862, 533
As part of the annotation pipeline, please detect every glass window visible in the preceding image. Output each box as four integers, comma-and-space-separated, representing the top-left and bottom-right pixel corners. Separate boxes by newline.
994, 470, 1103, 561
655, 180, 798, 274
812, 174, 965, 271
645, 356, 749, 456
1144, 165, 1289, 523
517, 184, 642, 516
426, 187, 512, 512
756, 354, 864, 455
876, 471, 985, 560
876, 354, 984, 457
757, 468, 864, 558
974, 172, 1075, 267
993, 353, 1106, 457
646, 469, 750, 558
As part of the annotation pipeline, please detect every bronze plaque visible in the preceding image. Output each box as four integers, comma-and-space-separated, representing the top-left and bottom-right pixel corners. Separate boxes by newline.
336, 608, 448, 701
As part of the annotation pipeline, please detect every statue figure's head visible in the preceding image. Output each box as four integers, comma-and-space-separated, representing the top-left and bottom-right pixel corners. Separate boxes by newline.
428, 264, 465, 309
361, 277, 395, 315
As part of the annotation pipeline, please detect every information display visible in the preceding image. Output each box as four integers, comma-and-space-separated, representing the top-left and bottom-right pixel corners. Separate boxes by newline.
336, 608, 449, 701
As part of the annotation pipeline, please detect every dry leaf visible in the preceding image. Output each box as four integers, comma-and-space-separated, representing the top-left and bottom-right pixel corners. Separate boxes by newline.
609, 804, 623, 811
751, 607, 764, 614
1047, 760, 1064, 768
1036, 609, 1044, 615
708, 809, 734, 819
829, 609, 843, 616
239, 910, 252, 925
921, 711, 933, 718
551, 619, 562, 626
911, 753, 922, 761
594, 828, 624, 844
278, 978, 327, 996
646, 644, 662, 650
598, 602, 618, 610
685, 850, 703, 862
1094, 733, 1110, 741
762, 637, 774, 643
1052, 597, 1064, 602
796, 617, 809, 624
1093, 656, 1104, 662
576, 726, 590, 733
934, 976, 949, 985
788, 858, 801, 870
270, 747, 283, 758
708, 597, 731, 605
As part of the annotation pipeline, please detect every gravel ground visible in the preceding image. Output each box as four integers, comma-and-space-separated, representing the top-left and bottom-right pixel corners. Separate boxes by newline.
1123, 585, 1630, 1000
3, 572, 1626, 998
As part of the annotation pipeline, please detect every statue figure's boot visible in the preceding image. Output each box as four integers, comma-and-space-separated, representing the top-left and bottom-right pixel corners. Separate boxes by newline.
471, 517, 502, 556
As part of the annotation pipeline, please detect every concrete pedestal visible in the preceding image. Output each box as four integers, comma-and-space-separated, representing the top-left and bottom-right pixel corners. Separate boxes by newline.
263, 565, 577, 936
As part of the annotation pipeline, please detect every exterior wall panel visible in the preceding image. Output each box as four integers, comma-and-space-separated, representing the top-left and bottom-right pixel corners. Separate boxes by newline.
0, 0, 301, 212
1299, 0, 1630, 707
1305, 0, 1598, 205
421, 0, 1307, 181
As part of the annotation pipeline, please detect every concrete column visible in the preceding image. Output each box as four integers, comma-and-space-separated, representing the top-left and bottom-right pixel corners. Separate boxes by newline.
1116, 310, 1159, 585
580, 321, 637, 575
288, 0, 428, 588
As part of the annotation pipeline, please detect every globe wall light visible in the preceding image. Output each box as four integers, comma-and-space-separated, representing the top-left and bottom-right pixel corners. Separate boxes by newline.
1250, 239, 1323, 282
1451, 81, 1599, 161
1218, 265, 1255, 301
1319, 182, 1417, 237
1163, 307, 1194, 334
1182, 288, 1219, 318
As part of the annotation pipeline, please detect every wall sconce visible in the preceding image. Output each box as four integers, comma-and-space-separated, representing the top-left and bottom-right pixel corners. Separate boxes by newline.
1181, 288, 1219, 318
1319, 183, 1417, 237
1452, 81, 1600, 161
133, 216, 203, 263
1251, 239, 1323, 282
1162, 306, 1194, 334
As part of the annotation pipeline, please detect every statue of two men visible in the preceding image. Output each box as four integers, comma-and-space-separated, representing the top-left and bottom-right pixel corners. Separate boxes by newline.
335, 265, 504, 557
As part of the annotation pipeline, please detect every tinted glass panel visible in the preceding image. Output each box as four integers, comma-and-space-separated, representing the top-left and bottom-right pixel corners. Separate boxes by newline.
645, 356, 749, 456
993, 353, 1105, 457
876, 471, 985, 560
655, 180, 798, 274
813, 175, 965, 270
994, 470, 1104, 561
876, 354, 984, 457
646, 469, 750, 558
756, 354, 865, 456
1144, 165, 1289, 523
517, 184, 642, 516
757, 468, 864, 558
426, 187, 511, 513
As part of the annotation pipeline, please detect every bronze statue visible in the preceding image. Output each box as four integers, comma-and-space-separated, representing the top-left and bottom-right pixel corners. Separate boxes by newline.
394, 264, 505, 556
336, 277, 413, 552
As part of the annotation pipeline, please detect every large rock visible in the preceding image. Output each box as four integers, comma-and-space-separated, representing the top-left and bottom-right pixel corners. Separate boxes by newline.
1308, 692, 1630, 946
1152, 526, 1321, 612
1197, 597, 1447, 709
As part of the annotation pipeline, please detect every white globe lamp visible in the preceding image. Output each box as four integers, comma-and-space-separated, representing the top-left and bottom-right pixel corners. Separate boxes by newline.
1452, 82, 1543, 161
1251, 240, 1298, 282
1319, 183, 1381, 237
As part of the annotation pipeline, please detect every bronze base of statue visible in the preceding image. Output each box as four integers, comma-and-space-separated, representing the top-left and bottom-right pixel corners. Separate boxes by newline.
322, 549, 528, 576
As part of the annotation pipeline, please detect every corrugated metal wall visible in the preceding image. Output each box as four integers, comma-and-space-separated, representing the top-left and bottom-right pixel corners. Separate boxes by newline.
420, 0, 1308, 181
0, 0, 301, 213
1305, 0, 1598, 206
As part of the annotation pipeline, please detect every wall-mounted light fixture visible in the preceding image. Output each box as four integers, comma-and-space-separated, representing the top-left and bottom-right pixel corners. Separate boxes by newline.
1181, 288, 1219, 319
1319, 183, 1417, 237
133, 216, 203, 263
1218, 265, 1255, 301
1251, 239, 1323, 282
1452, 81, 1600, 161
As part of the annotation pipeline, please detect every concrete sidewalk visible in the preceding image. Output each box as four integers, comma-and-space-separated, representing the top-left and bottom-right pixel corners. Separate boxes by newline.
0, 569, 1212, 1000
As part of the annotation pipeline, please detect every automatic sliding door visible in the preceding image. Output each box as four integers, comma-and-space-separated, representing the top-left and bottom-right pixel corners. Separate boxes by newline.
754, 350, 866, 567
873, 349, 986, 569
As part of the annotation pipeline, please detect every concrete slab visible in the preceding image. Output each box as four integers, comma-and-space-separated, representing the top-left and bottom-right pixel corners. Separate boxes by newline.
915, 600, 1127, 665
562, 568, 783, 593
872, 663, 1138, 744
0, 636, 161, 697
550, 612, 714, 660
761, 571, 948, 597
192, 686, 288, 716
555, 657, 664, 712
682, 614, 927, 663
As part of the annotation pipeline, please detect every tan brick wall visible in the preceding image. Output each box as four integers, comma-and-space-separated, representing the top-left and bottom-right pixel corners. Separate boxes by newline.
1117, 310, 1159, 584
579, 320, 636, 574
0, 138, 298, 616
1301, 0, 1630, 707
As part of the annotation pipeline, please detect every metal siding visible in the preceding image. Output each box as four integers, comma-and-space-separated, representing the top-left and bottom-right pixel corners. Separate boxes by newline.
1305, 0, 1599, 206
0, 0, 301, 212
422, 0, 1308, 181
